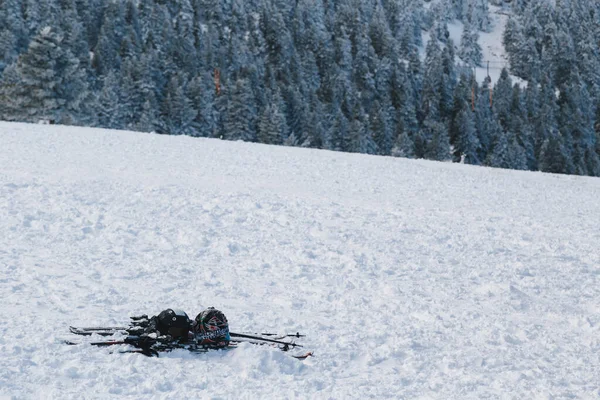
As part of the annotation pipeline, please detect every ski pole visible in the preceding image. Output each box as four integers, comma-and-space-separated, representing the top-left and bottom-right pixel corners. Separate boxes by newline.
229, 332, 303, 347
245, 332, 305, 338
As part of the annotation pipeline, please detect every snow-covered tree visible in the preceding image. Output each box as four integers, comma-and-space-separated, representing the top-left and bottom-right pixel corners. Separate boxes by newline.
455, 108, 481, 165
0, 26, 89, 124
391, 127, 415, 159
223, 77, 257, 142
487, 129, 528, 170
458, 22, 482, 67
258, 90, 287, 145
187, 73, 218, 138
469, 0, 491, 32
96, 71, 126, 129
371, 100, 394, 156
424, 117, 451, 161
160, 74, 197, 136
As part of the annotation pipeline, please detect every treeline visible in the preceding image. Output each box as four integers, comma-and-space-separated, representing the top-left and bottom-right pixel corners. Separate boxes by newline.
0, 0, 599, 176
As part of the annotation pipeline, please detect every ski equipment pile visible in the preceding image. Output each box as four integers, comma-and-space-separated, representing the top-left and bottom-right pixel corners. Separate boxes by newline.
66, 324, 312, 360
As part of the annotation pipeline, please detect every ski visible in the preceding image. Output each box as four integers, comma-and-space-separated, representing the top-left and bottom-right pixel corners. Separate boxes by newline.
66, 337, 301, 350
64, 339, 132, 347
69, 326, 122, 336
70, 326, 128, 331
233, 332, 305, 338
67, 325, 308, 358
64, 338, 310, 359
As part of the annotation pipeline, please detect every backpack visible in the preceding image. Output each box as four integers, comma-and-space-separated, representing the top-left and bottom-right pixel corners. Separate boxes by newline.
150, 309, 191, 340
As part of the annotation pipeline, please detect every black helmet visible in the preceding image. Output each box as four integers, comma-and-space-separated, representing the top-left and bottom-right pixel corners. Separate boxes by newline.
193, 307, 230, 347
156, 309, 191, 339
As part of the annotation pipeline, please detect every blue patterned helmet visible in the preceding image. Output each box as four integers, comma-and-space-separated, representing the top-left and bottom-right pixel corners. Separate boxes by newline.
193, 307, 230, 347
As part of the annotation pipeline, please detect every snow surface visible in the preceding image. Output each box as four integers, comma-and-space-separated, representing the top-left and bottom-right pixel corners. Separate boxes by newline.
1, 121, 600, 399
437, 5, 526, 86
447, 6, 512, 85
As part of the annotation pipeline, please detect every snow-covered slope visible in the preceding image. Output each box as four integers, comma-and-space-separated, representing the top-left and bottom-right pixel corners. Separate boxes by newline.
445, 4, 524, 85
447, 7, 510, 84
1, 122, 599, 399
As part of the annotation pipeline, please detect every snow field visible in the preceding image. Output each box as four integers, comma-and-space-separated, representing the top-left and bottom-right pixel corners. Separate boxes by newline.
1, 122, 600, 399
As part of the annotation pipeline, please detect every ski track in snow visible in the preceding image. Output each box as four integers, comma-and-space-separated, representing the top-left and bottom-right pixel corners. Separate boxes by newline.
1, 122, 600, 399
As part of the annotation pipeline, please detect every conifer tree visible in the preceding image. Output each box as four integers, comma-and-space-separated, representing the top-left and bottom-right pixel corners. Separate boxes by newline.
92, 1, 127, 75
258, 90, 287, 145
455, 108, 481, 165
439, 40, 457, 120
421, 33, 444, 122
286, 87, 310, 146
160, 74, 197, 136
371, 100, 394, 156
493, 68, 513, 130
538, 134, 573, 174
392, 65, 420, 140
24, 0, 43, 36
358, 126, 378, 155
187, 73, 218, 138
508, 83, 536, 170
60, 7, 93, 75
470, 0, 492, 32
536, 74, 573, 174
0, 30, 18, 74
369, 4, 395, 59
1, 0, 28, 53
552, 28, 577, 87
473, 76, 494, 160
347, 116, 366, 154
503, 18, 521, 59
135, 98, 160, 133
260, 4, 294, 84
448, 72, 473, 159
96, 71, 126, 129
172, 0, 196, 65
353, 30, 377, 109
304, 95, 326, 149
223, 77, 257, 142
558, 75, 600, 175
487, 129, 528, 170
458, 22, 482, 67
424, 117, 451, 161
391, 128, 416, 159
0, 26, 89, 124
326, 107, 349, 152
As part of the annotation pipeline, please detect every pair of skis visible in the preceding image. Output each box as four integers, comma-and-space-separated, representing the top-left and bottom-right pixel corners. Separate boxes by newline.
66, 326, 312, 360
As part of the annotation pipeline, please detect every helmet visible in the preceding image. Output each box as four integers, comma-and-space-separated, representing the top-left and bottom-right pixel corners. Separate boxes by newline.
193, 307, 230, 347
156, 309, 191, 340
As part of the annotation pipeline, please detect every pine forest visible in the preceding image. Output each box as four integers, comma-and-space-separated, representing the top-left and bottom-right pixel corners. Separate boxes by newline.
1, 0, 599, 176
